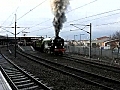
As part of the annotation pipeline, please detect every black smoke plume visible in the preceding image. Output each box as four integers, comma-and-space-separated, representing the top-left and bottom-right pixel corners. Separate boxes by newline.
50, 0, 70, 37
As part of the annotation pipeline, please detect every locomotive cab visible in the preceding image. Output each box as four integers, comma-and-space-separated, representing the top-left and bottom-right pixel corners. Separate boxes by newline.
52, 36, 65, 55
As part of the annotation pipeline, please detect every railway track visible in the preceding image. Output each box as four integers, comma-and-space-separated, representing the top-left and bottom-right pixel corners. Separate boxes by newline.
62, 53, 120, 74
26, 50, 120, 81
17, 50, 120, 90
0, 53, 51, 90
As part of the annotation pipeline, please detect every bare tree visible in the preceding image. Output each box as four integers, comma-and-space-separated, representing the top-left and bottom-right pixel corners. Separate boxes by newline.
111, 31, 120, 40
110, 31, 120, 47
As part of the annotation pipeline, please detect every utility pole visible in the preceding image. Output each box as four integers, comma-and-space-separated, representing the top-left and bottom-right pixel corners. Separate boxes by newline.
1, 14, 28, 58
86, 23, 92, 59
70, 23, 92, 59
89, 23, 92, 59
15, 14, 17, 58
6, 34, 8, 50
74, 35, 77, 41
80, 34, 84, 45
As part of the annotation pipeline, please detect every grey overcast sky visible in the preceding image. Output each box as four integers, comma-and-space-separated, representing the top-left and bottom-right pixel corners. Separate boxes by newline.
0, 0, 120, 40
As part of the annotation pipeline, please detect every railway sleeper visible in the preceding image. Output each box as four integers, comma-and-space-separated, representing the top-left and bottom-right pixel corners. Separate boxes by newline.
5, 70, 21, 74
14, 81, 34, 86
4, 67, 18, 71
19, 85, 39, 90
17, 82, 35, 88
10, 75, 26, 79
6, 72, 22, 75
12, 77, 28, 82
14, 79, 31, 84
4, 68, 20, 72
8, 73, 23, 77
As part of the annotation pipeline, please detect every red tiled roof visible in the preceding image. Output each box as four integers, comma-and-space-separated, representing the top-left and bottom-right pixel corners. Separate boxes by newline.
97, 36, 109, 40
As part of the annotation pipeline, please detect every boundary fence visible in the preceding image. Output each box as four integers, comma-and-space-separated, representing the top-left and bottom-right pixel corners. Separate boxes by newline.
65, 45, 120, 60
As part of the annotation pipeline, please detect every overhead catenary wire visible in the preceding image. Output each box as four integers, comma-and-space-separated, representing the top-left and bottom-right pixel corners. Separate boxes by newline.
16, 19, 51, 34
8, 16, 15, 26
17, 0, 47, 21
30, 26, 53, 33
1, 12, 15, 26
7, 0, 98, 35
0, 0, 21, 34
67, 8, 120, 23
27, 0, 98, 31
26, 1, 120, 38
67, 0, 98, 13
28, 19, 51, 29
1, 0, 21, 26
1, 28, 14, 35
96, 20, 120, 26
31, 8, 120, 33
3, 0, 120, 37
5, 0, 48, 34
1, 0, 47, 35
44, 12, 120, 36
77, 12, 120, 24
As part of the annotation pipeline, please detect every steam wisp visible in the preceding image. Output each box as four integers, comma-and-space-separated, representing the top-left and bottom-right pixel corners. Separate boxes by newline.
50, 0, 70, 37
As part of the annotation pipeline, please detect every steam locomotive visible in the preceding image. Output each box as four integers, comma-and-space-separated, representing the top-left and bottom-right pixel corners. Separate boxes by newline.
32, 36, 65, 55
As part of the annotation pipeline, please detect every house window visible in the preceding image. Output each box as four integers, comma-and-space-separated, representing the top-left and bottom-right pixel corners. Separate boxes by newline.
105, 43, 107, 46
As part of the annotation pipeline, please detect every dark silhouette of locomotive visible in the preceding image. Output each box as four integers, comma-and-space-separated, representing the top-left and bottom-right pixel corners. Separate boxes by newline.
32, 36, 65, 55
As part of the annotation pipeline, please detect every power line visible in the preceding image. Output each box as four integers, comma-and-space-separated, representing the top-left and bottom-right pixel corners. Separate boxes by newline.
26, 0, 98, 32
29, 19, 51, 28
1, 0, 21, 26
96, 21, 120, 26
37, 8, 120, 31
75, 12, 120, 24
2, 0, 119, 37
59, 20, 120, 34
60, 19, 120, 34
67, 0, 98, 13
67, 8, 120, 23
11, 1, 120, 37
1, 0, 47, 35
1, 0, 47, 29
1, 7, 19, 26
0, 0, 93, 36
17, 19, 51, 35
0, 0, 21, 35
14, 0, 98, 33
1, 28, 14, 35
30, 26, 53, 33
57, 15, 120, 34
17, 0, 47, 21
8, 16, 15, 26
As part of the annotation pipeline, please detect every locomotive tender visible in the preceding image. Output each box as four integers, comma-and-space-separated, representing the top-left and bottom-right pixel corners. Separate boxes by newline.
32, 36, 65, 55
